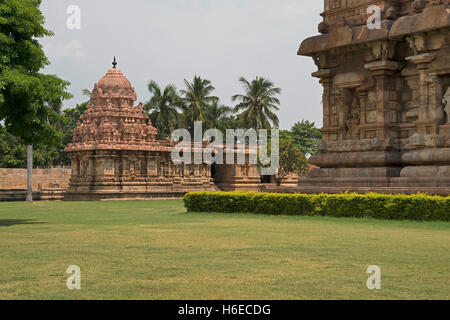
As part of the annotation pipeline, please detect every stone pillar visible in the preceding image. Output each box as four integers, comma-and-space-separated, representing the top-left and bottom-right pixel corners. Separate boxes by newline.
313, 70, 333, 129
88, 155, 95, 178
71, 156, 80, 177
121, 156, 128, 176
364, 60, 402, 139
336, 88, 346, 141
428, 75, 445, 126
313, 69, 335, 141
358, 89, 368, 139
146, 155, 157, 177
406, 53, 436, 135
95, 154, 104, 177
115, 156, 121, 176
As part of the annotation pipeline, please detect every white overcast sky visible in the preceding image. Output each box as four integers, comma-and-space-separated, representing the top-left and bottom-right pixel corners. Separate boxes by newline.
40, 0, 323, 129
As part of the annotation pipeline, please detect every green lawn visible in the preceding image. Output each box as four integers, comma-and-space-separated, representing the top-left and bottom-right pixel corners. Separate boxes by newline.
0, 200, 449, 300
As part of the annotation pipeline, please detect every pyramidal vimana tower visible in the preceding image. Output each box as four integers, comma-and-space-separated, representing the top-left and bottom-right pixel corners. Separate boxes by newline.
298, 0, 450, 195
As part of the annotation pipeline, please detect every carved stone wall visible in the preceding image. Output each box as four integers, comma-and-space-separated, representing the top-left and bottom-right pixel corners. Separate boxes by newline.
298, 0, 450, 195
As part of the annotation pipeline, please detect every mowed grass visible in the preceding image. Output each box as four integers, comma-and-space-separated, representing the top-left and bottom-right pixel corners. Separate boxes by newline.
0, 200, 449, 300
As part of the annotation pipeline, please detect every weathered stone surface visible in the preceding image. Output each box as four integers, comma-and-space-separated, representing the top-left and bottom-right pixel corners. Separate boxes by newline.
390, 5, 450, 37
0, 168, 71, 191
0, 168, 71, 201
297, 0, 450, 195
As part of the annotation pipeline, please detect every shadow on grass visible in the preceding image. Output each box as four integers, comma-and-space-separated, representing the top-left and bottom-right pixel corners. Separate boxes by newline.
0, 219, 46, 227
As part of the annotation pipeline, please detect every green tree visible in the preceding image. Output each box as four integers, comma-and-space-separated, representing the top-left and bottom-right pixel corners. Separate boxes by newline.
275, 138, 309, 186
181, 76, 217, 132
59, 101, 89, 165
0, 0, 72, 145
144, 81, 182, 139
280, 129, 294, 143
0, 0, 72, 200
290, 120, 322, 156
0, 124, 66, 168
0, 125, 26, 167
232, 77, 281, 130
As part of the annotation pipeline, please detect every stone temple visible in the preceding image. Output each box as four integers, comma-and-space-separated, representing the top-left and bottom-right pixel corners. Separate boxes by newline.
64, 63, 269, 200
64, 66, 215, 200
298, 0, 450, 195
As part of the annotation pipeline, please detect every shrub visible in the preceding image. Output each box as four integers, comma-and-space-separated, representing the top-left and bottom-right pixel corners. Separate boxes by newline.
183, 191, 450, 222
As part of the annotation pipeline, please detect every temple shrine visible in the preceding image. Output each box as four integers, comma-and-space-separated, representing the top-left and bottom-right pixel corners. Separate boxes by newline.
65, 61, 263, 200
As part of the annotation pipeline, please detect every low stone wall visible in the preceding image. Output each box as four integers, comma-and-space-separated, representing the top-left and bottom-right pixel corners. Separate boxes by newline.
0, 168, 71, 201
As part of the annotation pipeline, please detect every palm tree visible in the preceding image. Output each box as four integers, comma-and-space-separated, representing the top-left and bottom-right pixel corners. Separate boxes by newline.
180, 76, 217, 130
204, 98, 232, 130
144, 81, 182, 139
232, 77, 281, 130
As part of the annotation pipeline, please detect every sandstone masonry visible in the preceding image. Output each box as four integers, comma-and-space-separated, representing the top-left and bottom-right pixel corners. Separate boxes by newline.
0, 168, 71, 201
298, 0, 450, 195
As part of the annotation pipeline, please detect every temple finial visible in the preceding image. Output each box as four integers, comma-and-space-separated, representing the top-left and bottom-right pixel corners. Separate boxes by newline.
112, 56, 117, 69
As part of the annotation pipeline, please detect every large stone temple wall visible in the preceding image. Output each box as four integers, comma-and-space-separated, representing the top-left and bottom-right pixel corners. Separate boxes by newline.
298, 0, 450, 195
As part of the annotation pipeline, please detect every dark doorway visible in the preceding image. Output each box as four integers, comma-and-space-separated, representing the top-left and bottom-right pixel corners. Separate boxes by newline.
260, 175, 272, 184
211, 162, 216, 180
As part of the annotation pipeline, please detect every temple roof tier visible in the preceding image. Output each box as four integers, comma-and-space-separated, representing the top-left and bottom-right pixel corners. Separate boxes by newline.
65, 66, 161, 152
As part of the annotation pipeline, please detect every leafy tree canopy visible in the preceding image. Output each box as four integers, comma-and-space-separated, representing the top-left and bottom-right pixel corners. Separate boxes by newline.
0, 99, 88, 168
0, 124, 62, 168
0, 0, 72, 146
276, 138, 309, 185
290, 120, 322, 156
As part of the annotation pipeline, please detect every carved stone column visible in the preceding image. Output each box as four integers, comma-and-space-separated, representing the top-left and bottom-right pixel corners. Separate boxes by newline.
336, 88, 346, 141
406, 53, 436, 135
365, 60, 402, 139
71, 156, 80, 178
428, 74, 446, 132
88, 154, 95, 179
313, 69, 334, 130
146, 155, 157, 177
358, 89, 368, 138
